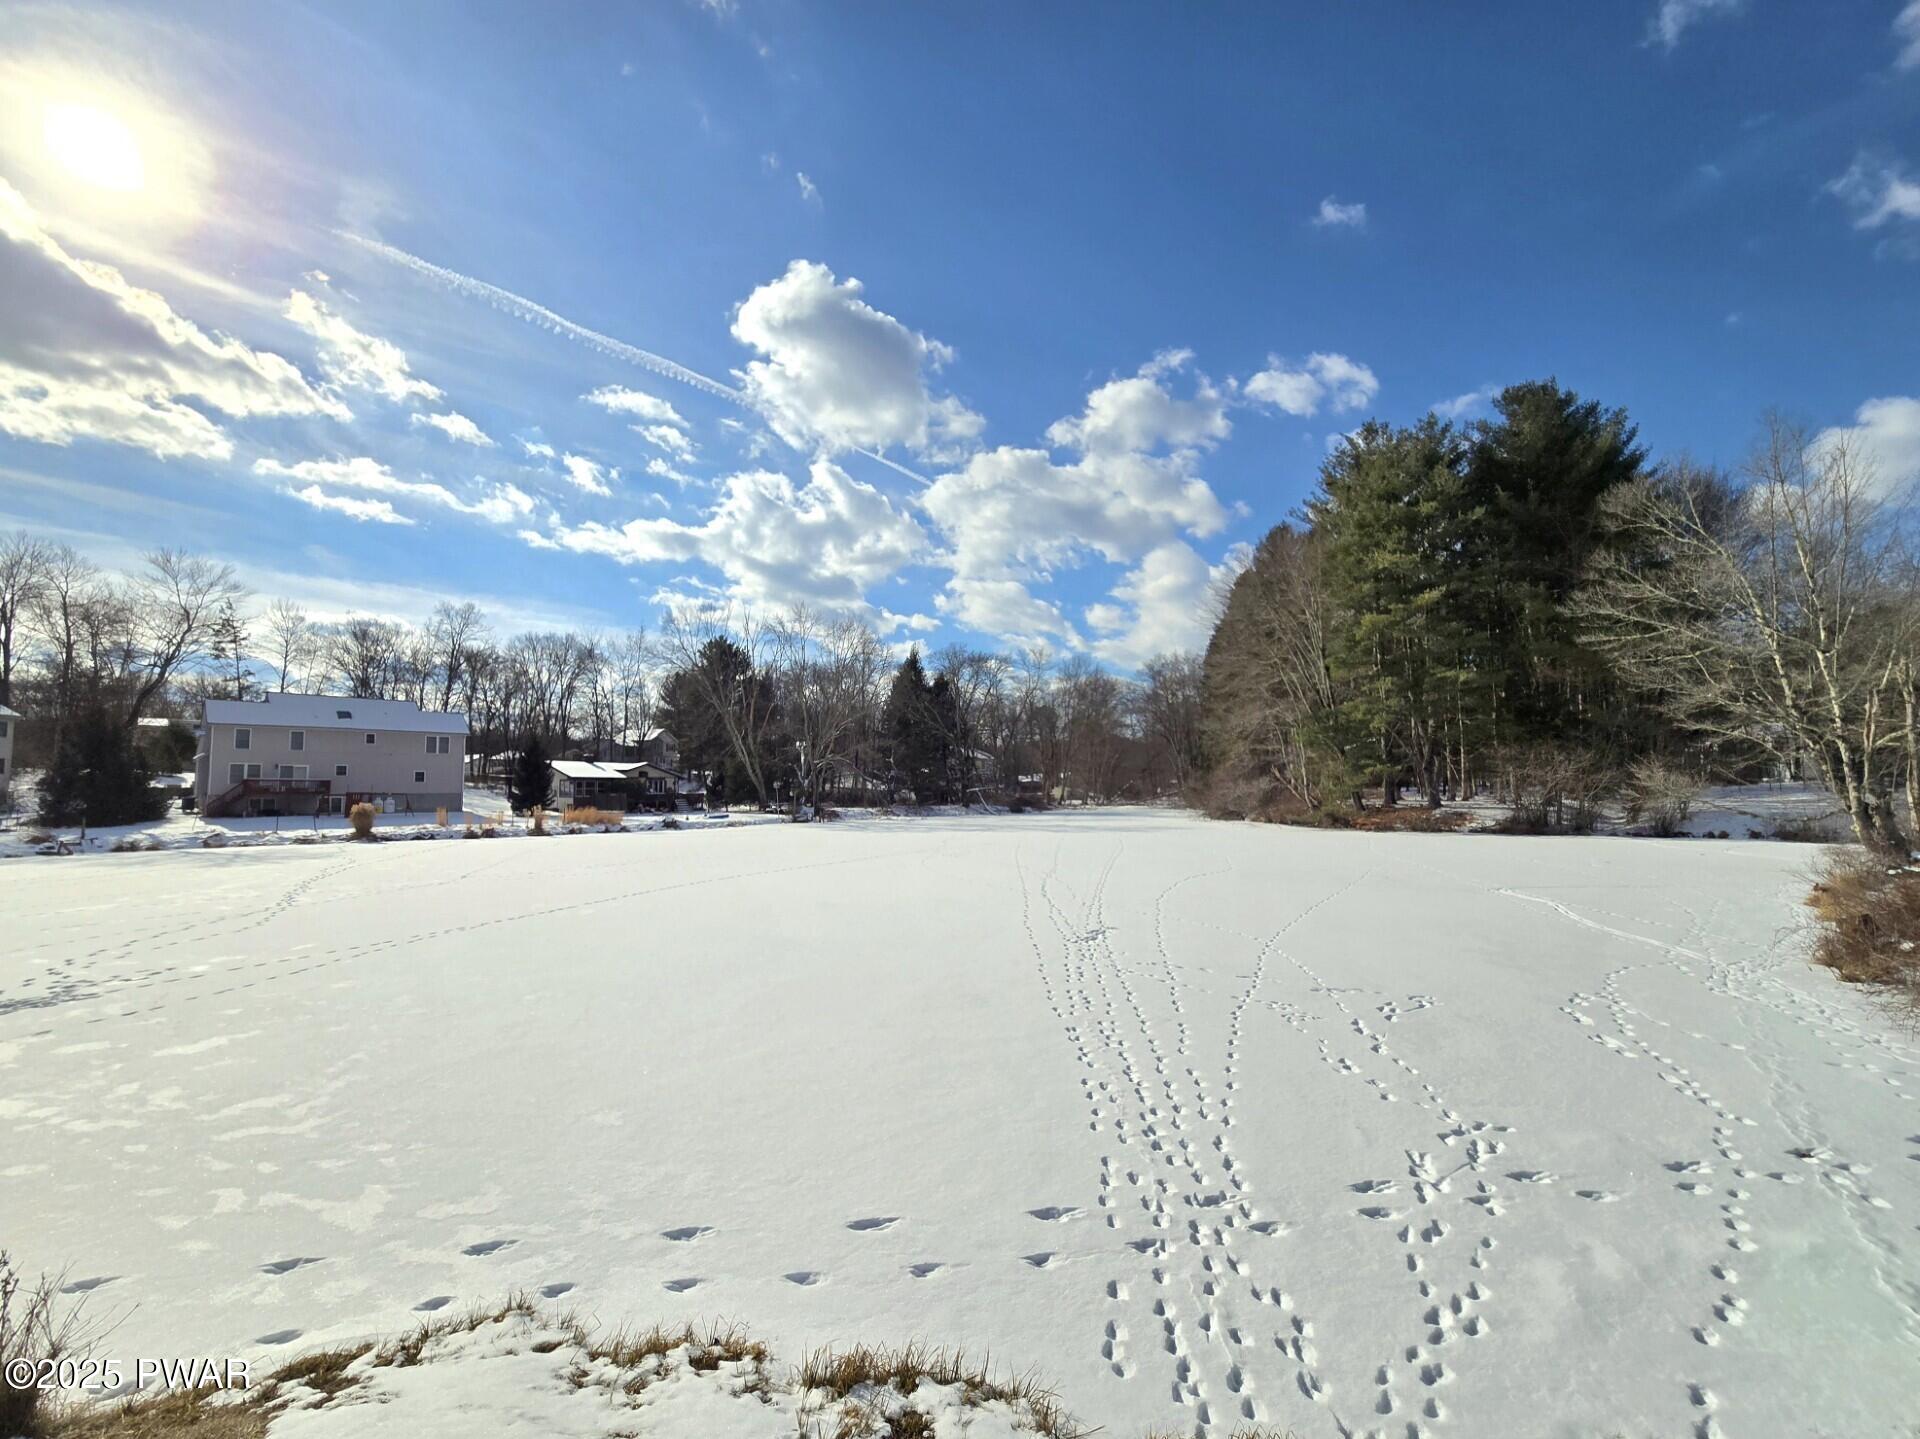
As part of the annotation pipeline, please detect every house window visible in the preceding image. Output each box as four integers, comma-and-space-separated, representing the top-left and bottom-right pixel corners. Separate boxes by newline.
0, 756, 8, 774
0, 718, 9, 737
290, 730, 304, 751
234, 727, 251, 750
425, 734, 450, 754
278, 765, 308, 780
335, 709, 352, 719
414, 770, 426, 784
335, 764, 349, 778
229, 762, 261, 783
365, 732, 376, 745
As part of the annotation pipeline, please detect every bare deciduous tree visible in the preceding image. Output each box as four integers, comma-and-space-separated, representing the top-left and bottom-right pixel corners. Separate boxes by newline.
122, 550, 246, 724
0, 531, 53, 708
1582, 419, 1917, 849
263, 598, 315, 692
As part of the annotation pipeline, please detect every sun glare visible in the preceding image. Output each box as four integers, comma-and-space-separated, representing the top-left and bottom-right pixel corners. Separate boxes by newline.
42, 101, 147, 192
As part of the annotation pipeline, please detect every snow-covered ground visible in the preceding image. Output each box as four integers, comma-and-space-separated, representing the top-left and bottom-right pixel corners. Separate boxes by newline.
5, 810, 1917, 1438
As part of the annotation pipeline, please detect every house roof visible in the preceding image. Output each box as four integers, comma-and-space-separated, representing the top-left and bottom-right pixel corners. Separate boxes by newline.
0, 703, 18, 718
551, 759, 626, 780
201, 692, 469, 735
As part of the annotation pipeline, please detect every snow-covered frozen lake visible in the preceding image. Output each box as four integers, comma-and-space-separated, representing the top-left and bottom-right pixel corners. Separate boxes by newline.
4, 810, 1917, 1437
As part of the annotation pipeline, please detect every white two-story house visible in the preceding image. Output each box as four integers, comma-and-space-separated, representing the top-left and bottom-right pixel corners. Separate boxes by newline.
194, 693, 468, 818
0, 703, 17, 801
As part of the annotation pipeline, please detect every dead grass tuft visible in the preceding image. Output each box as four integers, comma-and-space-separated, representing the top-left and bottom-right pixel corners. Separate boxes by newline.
797, 1342, 1081, 1439
562, 806, 625, 828
1806, 847, 1920, 1015
48, 1386, 267, 1439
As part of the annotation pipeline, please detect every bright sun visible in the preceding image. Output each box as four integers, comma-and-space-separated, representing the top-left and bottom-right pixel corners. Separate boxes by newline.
42, 102, 146, 193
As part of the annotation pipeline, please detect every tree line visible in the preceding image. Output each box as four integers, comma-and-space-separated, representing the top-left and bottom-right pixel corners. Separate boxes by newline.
1198, 379, 1916, 850
0, 532, 1205, 822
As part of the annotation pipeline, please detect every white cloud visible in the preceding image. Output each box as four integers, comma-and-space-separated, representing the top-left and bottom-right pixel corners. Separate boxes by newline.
796, 172, 821, 206
284, 290, 442, 404
584, 384, 687, 428
1828, 153, 1920, 232
1814, 396, 1920, 494
1245, 352, 1380, 417
254, 455, 534, 526
1046, 350, 1231, 455
409, 410, 496, 447
0, 179, 345, 462
561, 453, 615, 496
1312, 196, 1367, 229
520, 438, 556, 459
1646, 0, 1743, 49
635, 423, 697, 461
921, 352, 1233, 646
1432, 387, 1495, 420
1899, 2, 1920, 68
762, 151, 782, 173
285, 484, 414, 525
936, 577, 1076, 648
1087, 541, 1251, 669
646, 456, 698, 488
730, 259, 982, 456
541, 458, 925, 612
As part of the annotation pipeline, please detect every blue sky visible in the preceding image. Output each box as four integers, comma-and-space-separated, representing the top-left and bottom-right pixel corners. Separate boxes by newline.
2, 0, 1918, 665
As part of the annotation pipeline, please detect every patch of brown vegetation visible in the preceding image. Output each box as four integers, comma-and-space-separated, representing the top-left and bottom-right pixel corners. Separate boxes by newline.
561, 806, 625, 828
1806, 847, 1920, 1014
797, 1342, 1080, 1439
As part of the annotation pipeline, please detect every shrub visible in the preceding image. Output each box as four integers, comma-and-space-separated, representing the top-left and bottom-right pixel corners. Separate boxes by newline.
1494, 744, 1615, 834
1623, 758, 1699, 836
1806, 848, 1920, 1016
530, 807, 548, 836
1, 1251, 92, 1439
659, 817, 681, 830
348, 803, 377, 839
1772, 817, 1831, 843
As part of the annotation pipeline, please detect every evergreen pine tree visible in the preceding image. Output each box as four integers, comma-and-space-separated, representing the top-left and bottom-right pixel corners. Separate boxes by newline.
38, 703, 165, 826
884, 650, 943, 802
509, 732, 554, 813
208, 599, 253, 700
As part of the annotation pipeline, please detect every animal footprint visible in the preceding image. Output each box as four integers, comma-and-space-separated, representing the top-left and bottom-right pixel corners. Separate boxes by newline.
663, 1277, 702, 1292
1575, 1190, 1620, 1202
1022, 1251, 1058, 1269
462, 1239, 516, 1257
413, 1296, 454, 1312
846, 1216, 900, 1232
1027, 1206, 1083, 1221
59, 1276, 118, 1294
259, 1257, 325, 1275
661, 1226, 713, 1242
907, 1262, 945, 1278
255, 1329, 303, 1346
784, 1271, 823, 1286
538, 1282, 574, 1299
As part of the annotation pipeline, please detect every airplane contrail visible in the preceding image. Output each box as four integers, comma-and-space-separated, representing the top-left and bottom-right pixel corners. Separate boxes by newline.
338, 231, 933, 487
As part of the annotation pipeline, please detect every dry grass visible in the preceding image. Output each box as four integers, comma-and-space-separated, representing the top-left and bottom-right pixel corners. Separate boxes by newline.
49, 1387, 266, 1439
347, 803, 376, 839
562, 806, 625, 828
1806, 847, 1920, 1015
797, 1342, 1081, 1439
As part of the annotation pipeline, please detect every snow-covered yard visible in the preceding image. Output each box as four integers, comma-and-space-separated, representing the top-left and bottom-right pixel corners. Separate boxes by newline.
4, 810, 1916, 1438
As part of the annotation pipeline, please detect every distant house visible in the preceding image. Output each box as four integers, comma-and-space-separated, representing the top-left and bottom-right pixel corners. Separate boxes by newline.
551, 760, 628, 807
0, 703, 16, 800
194, 693, 468, 818
550, 757, 706, 811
